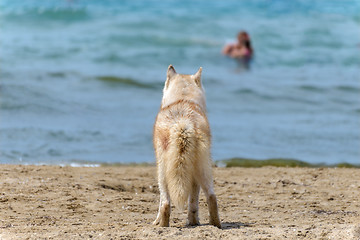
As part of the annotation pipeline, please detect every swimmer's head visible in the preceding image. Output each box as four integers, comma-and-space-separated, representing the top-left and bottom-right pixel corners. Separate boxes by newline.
237, 31, 250, 43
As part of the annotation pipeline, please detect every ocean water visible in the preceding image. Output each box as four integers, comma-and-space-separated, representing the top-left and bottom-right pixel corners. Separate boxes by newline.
1, 0, 359, 166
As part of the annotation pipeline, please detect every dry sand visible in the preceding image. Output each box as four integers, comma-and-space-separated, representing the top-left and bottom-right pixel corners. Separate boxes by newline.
0, 165, 359, 239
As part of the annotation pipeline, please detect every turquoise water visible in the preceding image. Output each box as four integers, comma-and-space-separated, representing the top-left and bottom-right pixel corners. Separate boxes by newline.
1, 0, 359, 165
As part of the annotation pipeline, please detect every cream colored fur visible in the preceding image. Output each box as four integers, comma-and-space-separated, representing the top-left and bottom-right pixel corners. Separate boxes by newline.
153, 65, 221, 228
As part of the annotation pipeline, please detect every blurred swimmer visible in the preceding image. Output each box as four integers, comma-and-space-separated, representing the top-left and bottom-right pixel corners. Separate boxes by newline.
222, 31, 253, 59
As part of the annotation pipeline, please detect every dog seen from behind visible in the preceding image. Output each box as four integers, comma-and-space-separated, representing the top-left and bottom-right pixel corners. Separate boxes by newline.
153, 65, 221, 228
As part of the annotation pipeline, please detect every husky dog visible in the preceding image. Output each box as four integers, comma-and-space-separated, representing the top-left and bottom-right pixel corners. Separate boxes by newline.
153, 65, 221, 228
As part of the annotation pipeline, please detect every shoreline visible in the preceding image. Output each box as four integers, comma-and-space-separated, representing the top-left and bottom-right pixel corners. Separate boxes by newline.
4, 157, 359, 168
1, 164, 359, 239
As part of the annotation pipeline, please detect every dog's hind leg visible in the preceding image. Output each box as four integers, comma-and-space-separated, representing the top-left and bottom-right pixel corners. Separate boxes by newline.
187, 181, 200, 226
153, 164, 171, 227
153, 193, 170, 227
199, 174, 221, 228
206, 191, 221, 228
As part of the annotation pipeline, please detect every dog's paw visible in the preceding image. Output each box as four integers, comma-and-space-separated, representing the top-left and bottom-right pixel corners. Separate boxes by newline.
186, 222, 200, 227
159, 221, 169, 227
210, 220, 222, 229
187, 219, 200, 227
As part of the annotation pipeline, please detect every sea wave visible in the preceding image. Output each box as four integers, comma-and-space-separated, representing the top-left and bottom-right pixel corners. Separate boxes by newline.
0, 127, 111, 163
0, 84, 64, 113
335, 85, 360, 93
297, 85, 360, 94
0, 6, 90, 24
96, 76, 162, 89
298, 85, 327, 93
233, 88, 319, 105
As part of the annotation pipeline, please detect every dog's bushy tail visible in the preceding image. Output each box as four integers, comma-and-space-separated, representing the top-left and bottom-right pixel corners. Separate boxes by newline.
165, 119, 197, 210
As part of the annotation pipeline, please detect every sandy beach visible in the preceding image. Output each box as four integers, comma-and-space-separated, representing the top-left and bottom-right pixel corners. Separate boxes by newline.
0, 165, 359, 239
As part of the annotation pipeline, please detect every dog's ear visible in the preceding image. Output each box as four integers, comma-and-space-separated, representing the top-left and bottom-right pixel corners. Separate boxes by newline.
167, 65, 177, 80
165, 65, 177, 89
193, 67, 202, 87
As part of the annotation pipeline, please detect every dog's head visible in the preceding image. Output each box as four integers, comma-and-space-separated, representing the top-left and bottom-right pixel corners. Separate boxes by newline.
161, 65, 206, 109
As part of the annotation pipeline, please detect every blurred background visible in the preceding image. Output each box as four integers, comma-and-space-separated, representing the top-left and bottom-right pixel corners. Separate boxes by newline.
0, 0, 359, 166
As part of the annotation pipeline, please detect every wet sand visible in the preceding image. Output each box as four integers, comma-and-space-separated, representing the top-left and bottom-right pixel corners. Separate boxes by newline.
0, 165, 359, 239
